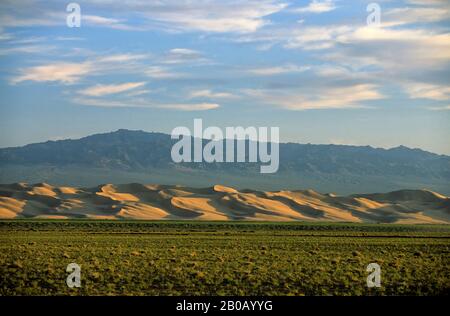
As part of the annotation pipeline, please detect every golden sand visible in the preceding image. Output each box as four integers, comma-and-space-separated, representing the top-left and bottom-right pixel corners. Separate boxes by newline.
0, 183, 448, 223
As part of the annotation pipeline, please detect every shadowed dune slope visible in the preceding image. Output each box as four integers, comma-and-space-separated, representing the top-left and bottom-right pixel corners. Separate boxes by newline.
0, 183, 449, 223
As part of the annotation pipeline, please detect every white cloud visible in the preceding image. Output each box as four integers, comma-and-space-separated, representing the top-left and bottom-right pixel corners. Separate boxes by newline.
1, 0, 288, 33
236, 18, 450, 75
83, 15, 122, 25
145, 66, 184, 79
54, 36, 85, 41
163, 103, 220, 111
96, 54, 148, 63
3, 0, 449, 114
78, 82, 147, 97
236, 25, 352, 51
161, 48, 207, 64
285, 26, 351, 50
240, 24, 449, 82
293, 0, 336, 14
74, 97, 219, 111
404, 83, 450, 101
189, 89, 236, 99
0, 14, 58, 28
383, 7, 449, 27
11, 62, 93, 84
0, 44, 57, 55
126, 89, 152, 97
0, 4, 138, 30
315, 65, 352, 77
0, 33, 12, 40
278, 84, 384, 110
0, 27, 13, 41
9, 36, 46, 44
243, 84, 384, 110
248, 64, 310, 75
81, 14, 123, 26
304, 25, 450, 104
82, 15, 138, 30
332, 27, 450, 70
405, 0, 450, 6
10, 53, 149, 84
145, 0, 287, 33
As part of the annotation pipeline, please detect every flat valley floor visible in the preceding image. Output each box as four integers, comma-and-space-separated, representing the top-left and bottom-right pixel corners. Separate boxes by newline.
0, 220, 449, 295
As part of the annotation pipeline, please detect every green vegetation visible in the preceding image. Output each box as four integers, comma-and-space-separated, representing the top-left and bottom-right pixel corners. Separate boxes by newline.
1, 220, 449, 296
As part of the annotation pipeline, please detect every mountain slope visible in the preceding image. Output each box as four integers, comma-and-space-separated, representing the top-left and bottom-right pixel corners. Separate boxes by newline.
0, 129, 449, 194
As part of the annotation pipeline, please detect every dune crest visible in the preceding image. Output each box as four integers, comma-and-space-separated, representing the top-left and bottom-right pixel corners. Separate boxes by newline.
0, 183, 448, 223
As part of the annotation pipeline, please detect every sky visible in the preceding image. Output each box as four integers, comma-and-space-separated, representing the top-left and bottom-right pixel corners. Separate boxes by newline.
0, 0, 449, 154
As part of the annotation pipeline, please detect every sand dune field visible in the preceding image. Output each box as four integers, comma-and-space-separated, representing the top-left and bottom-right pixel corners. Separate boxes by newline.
0, 183, 449, 223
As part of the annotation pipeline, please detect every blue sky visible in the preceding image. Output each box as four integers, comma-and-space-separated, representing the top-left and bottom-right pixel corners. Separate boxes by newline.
0, 0, 449, 154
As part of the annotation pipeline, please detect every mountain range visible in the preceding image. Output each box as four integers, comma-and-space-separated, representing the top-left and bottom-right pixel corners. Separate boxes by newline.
0, 129, 449, 195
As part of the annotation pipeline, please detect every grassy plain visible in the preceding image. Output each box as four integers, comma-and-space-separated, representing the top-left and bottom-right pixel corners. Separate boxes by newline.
0, 220, 449, 295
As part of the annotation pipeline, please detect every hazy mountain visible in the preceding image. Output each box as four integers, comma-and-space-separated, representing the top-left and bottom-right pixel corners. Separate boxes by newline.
0, 129, 449, 194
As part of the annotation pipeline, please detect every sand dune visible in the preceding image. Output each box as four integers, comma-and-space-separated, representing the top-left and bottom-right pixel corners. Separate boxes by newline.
0, 183, 448, 223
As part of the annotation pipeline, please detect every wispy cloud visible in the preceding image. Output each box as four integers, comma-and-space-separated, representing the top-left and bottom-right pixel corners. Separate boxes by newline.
10, 53, 149, 84
74, 97, 219, 111
145, 66, 185, 79
383, 6, 449, 27
138, 0, 288, 33
3, 1, 450, 111
8, 36, 46, 44
328, 26, 450, 71
126, 89, 152, 97
54, 36, 85, 41
405, 0, 450, 6
164, 103, 220, 111
189, 89, 236, 99
0, 28, 13, 41
235, 25, 352, 50
82, 15, 139, 30
293, 0, 336, 14
0, 44, 57, 56
248, 64, 310, 75
235, 21, 449, 104
78, 82, 147, 97
95, 54, 148, 63
161, 48, 207, 64
0, 14, 58, 28
1, 0, 288, 33
242, 84, 384, 110
11, 62, 93, 84
404, 83, 450, 101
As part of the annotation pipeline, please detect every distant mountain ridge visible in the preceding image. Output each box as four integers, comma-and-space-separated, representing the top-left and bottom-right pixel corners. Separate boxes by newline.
0, 129, 449, 194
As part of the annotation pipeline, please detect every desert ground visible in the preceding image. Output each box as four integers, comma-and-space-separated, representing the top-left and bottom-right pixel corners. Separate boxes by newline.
0, 183, 449, 224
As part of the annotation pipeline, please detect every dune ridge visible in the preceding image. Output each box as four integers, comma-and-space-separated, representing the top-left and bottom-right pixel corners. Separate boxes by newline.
0, 183, 449, 223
